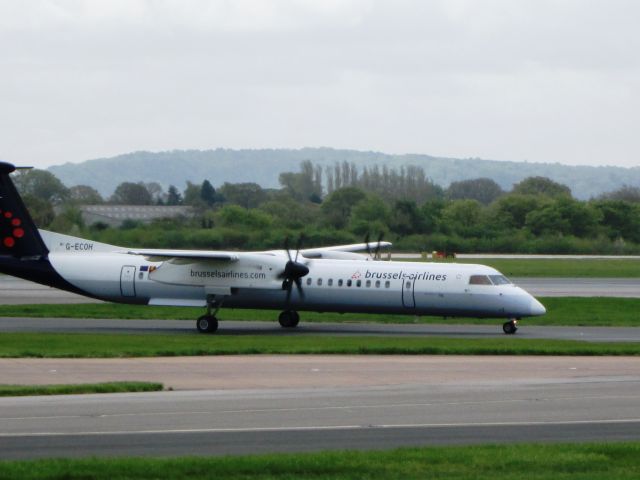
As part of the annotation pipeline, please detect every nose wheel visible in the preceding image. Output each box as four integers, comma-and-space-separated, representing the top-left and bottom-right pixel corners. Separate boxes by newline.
502, 319, 518, 335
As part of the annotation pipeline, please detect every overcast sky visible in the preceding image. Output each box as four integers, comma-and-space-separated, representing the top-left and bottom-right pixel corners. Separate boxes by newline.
1, 0, 638, 169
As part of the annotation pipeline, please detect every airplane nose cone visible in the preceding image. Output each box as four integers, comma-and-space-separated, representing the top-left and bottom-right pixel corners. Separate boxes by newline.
530, 298, 546, 316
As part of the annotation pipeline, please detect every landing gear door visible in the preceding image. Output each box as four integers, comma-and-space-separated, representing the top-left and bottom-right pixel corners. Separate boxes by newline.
120, 265, 136, 297
402, 278, 416, 308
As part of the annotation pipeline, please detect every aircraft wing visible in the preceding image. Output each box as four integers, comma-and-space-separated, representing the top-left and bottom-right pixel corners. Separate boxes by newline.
301, 241, 392, 259
125, 249, 241, 262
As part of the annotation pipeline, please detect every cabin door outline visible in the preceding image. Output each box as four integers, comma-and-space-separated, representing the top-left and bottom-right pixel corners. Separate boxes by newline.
402, 278, 416, 308
120, 265, 137, 297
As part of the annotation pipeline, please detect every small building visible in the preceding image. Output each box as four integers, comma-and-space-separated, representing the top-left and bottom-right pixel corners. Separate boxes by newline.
80, 205, 194, 227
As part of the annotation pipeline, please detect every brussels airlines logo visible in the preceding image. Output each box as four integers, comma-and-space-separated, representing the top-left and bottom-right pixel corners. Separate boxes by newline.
363, 269, 447, 282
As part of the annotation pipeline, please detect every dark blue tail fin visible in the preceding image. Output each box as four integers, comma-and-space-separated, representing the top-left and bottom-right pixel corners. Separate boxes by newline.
0, 162, 49, 258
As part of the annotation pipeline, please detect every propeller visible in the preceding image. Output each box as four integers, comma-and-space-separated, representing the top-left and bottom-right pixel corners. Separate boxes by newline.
365, 232, 385, 260
278, 235, 309, 303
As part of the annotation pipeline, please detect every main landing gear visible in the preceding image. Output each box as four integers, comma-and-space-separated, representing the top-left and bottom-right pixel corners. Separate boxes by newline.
502, 318, 518, 335
197, 314, 218, 333
279, 310, 300, 328
197, 295, 224, 334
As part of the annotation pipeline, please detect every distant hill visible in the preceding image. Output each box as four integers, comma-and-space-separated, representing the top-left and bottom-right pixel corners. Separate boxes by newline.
48, 148, 640, 200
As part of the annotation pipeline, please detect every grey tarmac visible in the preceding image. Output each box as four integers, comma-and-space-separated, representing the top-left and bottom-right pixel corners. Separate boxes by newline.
1, 316, 640, 342
1, 355, 639, 459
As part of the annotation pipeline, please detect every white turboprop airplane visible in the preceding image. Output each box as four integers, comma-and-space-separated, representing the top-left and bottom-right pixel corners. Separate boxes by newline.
0, 161, 545, 334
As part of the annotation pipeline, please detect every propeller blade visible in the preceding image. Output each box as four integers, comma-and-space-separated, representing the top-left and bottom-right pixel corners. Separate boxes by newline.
294, 277, 305, 300
284, 237, 293, 262
294, 233, 304, 262
364, 232, 372, 257
284, 281, 292, 304
374, 232, 384, 259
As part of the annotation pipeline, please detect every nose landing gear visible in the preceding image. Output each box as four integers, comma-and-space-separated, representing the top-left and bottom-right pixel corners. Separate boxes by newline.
502, 319, 518, 335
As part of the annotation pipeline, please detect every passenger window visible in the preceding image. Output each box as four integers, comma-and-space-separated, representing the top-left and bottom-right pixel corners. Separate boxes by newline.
317, 278, 322, 286
356, 280, 361, 287
385, 280, 390, 288
306, 278, 312, 286
338, 279, 343, 287
469, 275, 492, 285
347, 279, 352, 287
375, 280, 380, 288
366, 280, 371, 287
328, 279, 333, 286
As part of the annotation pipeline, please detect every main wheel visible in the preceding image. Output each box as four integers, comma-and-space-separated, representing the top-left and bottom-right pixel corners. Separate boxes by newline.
197, 315, 218, 333
502, 320, 518, 335
279, 310, 300, 328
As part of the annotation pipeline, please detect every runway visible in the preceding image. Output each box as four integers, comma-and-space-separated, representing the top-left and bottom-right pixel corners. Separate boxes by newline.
1, 356, 639, 459
1, 274, 639, 460
1, 275, 639, 304
1, 317, 639, 342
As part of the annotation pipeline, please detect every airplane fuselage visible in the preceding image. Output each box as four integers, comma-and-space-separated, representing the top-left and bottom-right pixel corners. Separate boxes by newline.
42, 231, 544, 319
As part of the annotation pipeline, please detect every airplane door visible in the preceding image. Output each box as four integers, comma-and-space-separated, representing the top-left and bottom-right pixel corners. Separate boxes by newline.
402, 278, 416, 308
120, 265, 137, 297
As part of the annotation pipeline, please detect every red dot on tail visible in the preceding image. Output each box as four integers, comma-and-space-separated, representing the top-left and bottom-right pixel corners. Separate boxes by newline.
11, 218, 21, 226
3, 237, 15, 248
4, 211, 12, 218
13, 228, 24, 238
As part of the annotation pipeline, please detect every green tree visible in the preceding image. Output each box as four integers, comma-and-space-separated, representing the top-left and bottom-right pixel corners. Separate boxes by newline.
13, 169, 69, 204
21, 194, 55, 227
216, 205, 272, 229
321, 187, 367, 229
279, 160, 322, 202
219, 182, 267, 209
349, 194, 391, 236
492, 194, 545, 229
553, 197, 602, 237
441, 199, 485, 236
512, 176, 572, 198
259, 195, 318, 229
446, 178, 503, 205
599, 185, 640, 203
182, 182, 202, 206
592, 200, 640, 242
166, 185, 182, 205
525, 205, 570, 236
110, 182, 153, 205
419, 200, 445, 235
200, 180, 217, 206
68, 185, 103, 204
389, 200, 423, 236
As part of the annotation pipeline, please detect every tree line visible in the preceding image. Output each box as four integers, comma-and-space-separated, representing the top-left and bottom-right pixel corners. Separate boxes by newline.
11, 162, 640, 254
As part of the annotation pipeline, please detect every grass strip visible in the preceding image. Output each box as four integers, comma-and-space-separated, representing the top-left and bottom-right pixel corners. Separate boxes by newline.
2, 297, 639, 327
400, 257, 640, 277
0, 333, 638, 358
0, 442, 639, 479
0, 381, 163, 397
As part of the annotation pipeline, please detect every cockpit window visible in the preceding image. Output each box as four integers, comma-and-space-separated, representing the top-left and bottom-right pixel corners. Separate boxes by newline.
489, 275, 511, 285
469, 275, 492, 285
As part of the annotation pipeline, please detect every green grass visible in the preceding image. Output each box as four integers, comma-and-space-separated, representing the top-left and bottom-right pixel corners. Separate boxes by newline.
402, 257, 640, 277
1, 297, 639, 327
0, 381, 163, 397
0, 332, 638, 358
1, 443, 639, 479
